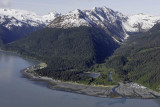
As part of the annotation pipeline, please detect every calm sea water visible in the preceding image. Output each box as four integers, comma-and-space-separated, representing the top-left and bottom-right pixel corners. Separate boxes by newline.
0, 51, 159, 107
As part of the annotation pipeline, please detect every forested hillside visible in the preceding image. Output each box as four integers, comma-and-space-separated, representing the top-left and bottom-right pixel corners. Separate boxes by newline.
0, 25, 14, 44
105, 23, 160, 91
5, 26, 119, 82
0, 25, 42, 44
5, 20, 160, 90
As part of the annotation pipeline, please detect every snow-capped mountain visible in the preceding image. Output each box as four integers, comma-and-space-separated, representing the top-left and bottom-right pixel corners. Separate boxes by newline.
48, 7, 127, 28
0, 8, 60, 29
42, 12, 61, 25
1, 7, 160, 44
0, 8, 60, 43
48, 7, 128, 42
123, 13, 160, 32
48, 7, 160, 42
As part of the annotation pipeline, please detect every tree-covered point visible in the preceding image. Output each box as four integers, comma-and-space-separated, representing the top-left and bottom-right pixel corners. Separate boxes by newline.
105, 23, 160, 91
5, 26, 119, 83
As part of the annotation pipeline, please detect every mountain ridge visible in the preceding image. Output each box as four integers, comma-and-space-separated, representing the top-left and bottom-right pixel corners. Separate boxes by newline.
48, 6, 160, 43
0, 8, 61, 29
1, 7, 160, 44
1, 7, 160, 32
48, 7, 127, 43
0, 8, 60, 44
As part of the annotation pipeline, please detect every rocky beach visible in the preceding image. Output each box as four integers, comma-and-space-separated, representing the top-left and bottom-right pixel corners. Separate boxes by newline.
22, 63, 160, 99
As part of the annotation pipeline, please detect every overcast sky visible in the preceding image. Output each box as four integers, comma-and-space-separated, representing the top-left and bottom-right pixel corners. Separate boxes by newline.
0, 0, 160, 16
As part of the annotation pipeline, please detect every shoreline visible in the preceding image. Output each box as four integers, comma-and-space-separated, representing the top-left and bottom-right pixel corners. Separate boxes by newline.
0, 49, 42, 64
0, 50, 120, 98
21, 63, 160, 99
21, 65, 119, 98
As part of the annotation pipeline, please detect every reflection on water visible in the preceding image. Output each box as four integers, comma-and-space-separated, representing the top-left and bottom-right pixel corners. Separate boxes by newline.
95, 98, 126, 107
104, 98, 126, 105
0, 51, 159, 107
0, 71, 12, 82
0, 52, 15, 82
155, 99, 160, 106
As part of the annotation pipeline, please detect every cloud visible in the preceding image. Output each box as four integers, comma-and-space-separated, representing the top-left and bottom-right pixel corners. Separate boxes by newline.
0, 0, 11, 8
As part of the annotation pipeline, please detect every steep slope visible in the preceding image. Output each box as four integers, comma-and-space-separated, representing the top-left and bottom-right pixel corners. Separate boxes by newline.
0, 15, 42, 44
105, 23, 160, 91
48, 7, 160, 43
0, 8, 60, 44
1, 7, 160, 44
48, 7, 128, 43
2, 7, 160, 85
5, 26, 119, 81
0, 25, 16, 44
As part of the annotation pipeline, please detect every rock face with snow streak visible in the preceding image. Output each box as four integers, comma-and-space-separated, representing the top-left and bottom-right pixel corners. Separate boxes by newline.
48, 7, 128, 43
48, 7, 127, 28
48, 7, 160, 43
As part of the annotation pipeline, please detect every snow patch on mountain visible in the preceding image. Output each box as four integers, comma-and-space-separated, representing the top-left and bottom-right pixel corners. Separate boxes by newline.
42, 12, 61, 25
48, 9, 92, 28
49, 7, 127, 29
0, 8, 60, 29
48, 7, 128, 43
123, 14, 160, 32
1, 7, 160, 43
48, 6, 160, 41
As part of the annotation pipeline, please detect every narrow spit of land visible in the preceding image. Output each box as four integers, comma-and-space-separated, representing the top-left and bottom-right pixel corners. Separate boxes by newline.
22, 63, 160, 99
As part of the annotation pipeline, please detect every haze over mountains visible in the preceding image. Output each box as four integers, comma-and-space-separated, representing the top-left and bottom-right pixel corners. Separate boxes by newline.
0, 7, 160, 44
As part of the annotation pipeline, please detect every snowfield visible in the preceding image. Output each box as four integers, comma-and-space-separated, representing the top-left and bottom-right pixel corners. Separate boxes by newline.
0, 8, 60, 29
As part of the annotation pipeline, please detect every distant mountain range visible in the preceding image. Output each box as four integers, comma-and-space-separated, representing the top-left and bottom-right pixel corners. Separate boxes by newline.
0, 8, 60, 28
0, 8, 60, 43
0, 7, 160, 44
